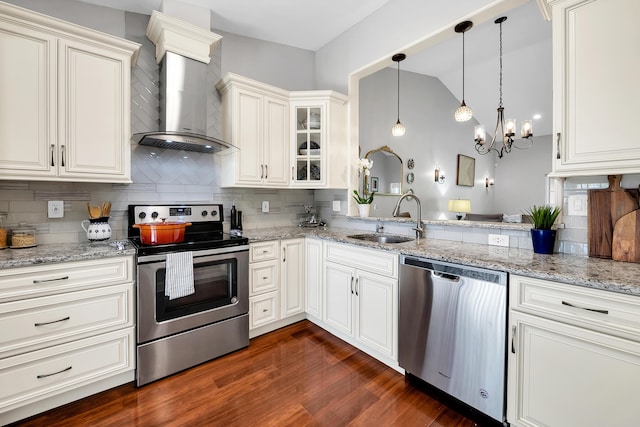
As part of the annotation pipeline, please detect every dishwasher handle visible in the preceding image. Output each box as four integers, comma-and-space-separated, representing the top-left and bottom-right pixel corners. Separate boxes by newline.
402, 256, 507, 285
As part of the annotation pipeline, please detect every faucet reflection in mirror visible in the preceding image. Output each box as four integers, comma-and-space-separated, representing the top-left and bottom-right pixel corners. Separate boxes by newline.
474, 17, 533, 159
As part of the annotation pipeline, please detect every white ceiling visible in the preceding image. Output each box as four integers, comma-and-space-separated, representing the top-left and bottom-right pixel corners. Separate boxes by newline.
76, 0, 393, 50
77, 0, 552, 136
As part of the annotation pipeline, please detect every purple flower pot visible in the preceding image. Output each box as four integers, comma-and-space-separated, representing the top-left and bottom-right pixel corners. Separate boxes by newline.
531, 229, 557, 254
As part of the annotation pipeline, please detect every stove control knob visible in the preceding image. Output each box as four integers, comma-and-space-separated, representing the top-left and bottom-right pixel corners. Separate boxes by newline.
210, 210, 218, 217
151, 211, 159, 219
138, 212, 147, 219
201, 210, 208, 217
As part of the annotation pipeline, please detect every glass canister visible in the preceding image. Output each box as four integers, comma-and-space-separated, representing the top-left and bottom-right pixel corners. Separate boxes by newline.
10, 223, 37, 248
0, 212, 7, 249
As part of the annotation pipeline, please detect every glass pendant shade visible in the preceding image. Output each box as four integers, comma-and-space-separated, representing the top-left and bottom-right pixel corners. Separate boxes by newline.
455, 101, 473, 122
392, 119, 406, 136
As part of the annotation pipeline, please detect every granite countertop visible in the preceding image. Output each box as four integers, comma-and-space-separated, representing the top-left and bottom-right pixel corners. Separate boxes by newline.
0, 240, 135, 269
2, 227, 638, 298
244, 226, 640, 297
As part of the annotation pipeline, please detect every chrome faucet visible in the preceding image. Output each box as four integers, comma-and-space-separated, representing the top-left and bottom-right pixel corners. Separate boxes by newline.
376, 219, 384, 233
392, 192, 423, 239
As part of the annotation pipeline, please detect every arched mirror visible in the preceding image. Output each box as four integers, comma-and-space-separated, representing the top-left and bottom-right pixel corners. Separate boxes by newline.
364, 146, 403, 196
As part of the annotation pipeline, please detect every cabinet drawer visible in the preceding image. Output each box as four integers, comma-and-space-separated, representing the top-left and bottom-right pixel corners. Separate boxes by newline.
325, 242, 398, 278
249, 292, 279, 329
0, 256, 134, 303
510, 275, 640, 341
0, 284, 134, 358
250, 241, 280, 262
0, 328, 134, 412
249, 260, 279, 296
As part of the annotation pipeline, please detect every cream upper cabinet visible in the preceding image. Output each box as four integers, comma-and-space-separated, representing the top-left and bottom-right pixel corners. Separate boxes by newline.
289, 91, 348, 189
0, 3, 140, 183
216, 73, 290, 188
507, 275, 640, 426
550, 0, 640, 176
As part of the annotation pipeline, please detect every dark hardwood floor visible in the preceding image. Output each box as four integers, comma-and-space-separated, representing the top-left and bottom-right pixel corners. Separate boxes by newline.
13, 321, 478, 427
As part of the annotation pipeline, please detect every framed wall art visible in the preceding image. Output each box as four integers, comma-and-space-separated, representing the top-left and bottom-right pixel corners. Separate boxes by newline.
456, 154, 475, 187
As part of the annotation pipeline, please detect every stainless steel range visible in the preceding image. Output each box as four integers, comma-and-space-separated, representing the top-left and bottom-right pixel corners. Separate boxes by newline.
128, 204, 249, 386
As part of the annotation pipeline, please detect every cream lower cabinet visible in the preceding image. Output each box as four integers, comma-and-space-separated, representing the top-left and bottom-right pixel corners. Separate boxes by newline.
550, 0, 640, 176
249, 239, 305, 336
0, 3, 140, 183
304, 238, 323, 320
507, 275, 640, 427
0, 256, 135, 425
323, 242, 398, 362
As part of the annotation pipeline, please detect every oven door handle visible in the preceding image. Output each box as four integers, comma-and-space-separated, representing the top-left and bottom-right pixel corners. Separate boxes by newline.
137, 244, 249, 264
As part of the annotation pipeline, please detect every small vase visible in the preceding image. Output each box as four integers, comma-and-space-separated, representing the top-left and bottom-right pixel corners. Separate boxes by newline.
358, 204, 371, 218
531, 229, 557, 254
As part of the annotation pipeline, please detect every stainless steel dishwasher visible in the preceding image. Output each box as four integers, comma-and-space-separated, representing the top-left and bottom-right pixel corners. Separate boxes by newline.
398, 255, 507, 423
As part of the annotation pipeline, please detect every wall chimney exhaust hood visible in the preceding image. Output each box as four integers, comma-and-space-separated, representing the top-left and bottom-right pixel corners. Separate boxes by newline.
132, 10, 236, 154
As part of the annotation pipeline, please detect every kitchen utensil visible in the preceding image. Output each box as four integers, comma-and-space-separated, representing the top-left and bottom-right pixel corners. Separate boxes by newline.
588, 175, 639, 258
81, 219, 112, 241
612, 209, 640, 262
132, 221, 192, 245
87, 203, 102, 219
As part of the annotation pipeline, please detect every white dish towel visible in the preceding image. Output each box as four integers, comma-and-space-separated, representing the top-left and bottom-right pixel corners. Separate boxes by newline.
165, 251, 195, 300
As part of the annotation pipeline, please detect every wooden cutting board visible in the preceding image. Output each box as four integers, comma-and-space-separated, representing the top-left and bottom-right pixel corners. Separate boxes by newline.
588, 175, 639, 258
612, 209, 640, 262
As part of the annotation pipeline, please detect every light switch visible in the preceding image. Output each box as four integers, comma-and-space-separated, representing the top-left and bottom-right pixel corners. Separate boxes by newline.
261, 201, 269, 213
567, 194, 588, 216
332, 201, 341, 212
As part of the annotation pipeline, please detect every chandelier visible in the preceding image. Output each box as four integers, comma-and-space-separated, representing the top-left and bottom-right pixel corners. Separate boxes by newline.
474, 17, 533, 158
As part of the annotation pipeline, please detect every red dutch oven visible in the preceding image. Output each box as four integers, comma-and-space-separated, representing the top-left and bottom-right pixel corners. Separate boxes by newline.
132, 221, 192, 245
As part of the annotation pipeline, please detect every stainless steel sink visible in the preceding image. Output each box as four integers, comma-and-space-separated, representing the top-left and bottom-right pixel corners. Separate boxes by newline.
347, 234, 414, 244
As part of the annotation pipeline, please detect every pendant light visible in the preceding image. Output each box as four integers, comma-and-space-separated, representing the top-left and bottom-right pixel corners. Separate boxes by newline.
454, 21, 473, 122
474, 16, 533, 158
391, 53, 406, 136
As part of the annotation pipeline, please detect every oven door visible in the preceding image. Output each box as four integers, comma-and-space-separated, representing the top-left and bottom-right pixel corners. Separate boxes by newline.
137, 246, 249, 344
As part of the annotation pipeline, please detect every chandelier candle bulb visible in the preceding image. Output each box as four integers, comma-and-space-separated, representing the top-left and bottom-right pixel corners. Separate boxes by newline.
505, 119, 516, 136
474, 125, 486, 144
521, 120, 533, 138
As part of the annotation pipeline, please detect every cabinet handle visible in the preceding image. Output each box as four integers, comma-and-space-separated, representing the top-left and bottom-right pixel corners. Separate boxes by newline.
265, 164, 268, 179
556, 132, 561, 160
511, 325, 516, 354
262, 308, 268, 313
32, 276, 70, 284
262, 276, 268, 280
37, 366, 72, 379
355, 278, 359, 296
50, 144, 55, 166
561, 300, 609, 314
35, 316, 70, 327
61, 144, 65, 167
292, 166, 295, 181
260, 164, 264, 179
350, 276, 354, 294
283, 247, 286, 262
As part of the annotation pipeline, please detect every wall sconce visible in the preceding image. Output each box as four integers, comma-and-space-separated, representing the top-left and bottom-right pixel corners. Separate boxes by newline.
448, 199, 471, 220
485, 177, 494, 188
434, 167, 445, 184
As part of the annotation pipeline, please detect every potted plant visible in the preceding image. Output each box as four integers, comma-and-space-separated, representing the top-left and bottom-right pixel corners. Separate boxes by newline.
525, 205, 561, 254
354, 158, 374, 217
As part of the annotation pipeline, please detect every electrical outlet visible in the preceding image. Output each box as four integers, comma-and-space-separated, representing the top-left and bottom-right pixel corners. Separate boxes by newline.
261, 201, 269, 213
488, 234, 509, 247
48, 201, 64, 218
332, 201, 341, 212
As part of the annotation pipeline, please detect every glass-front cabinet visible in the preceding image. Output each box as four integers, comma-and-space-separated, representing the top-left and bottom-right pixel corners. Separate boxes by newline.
290, 91, 348, 189
294, 106, 323, 185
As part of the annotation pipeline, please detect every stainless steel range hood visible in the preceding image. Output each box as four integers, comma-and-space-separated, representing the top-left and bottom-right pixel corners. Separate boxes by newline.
132, 11, 235, 154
